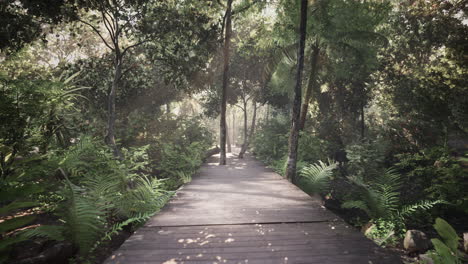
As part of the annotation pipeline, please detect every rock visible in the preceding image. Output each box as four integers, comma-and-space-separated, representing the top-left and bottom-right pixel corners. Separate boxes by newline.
404, 230, 431, 253
419, 253, 434, 264
464, 232, 468, 253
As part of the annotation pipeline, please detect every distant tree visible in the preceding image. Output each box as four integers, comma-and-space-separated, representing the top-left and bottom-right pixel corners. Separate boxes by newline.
73, 0, 217, 156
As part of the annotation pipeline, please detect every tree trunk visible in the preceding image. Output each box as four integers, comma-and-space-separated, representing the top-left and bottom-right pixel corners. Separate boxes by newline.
285, 0, 308, 184
361, 101, 365, 139
238, 98, 248, 159
232, 110, 236, 147
266, 104, 270, 124
239, 102, 257, 158
166, 103, 171, 114
227, 123, 232, 153
248, 103, 257, 143
219, 0, 233, 165
105, 50, 122, 157
299, 45, 320, 130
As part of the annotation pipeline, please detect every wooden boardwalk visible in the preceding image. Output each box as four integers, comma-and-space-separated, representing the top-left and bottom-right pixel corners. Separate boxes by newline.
104, 153, 401, 264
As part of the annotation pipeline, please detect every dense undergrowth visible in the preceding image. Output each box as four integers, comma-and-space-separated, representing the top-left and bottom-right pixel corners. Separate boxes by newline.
0, 54, 214, 263
252, 112, 468, 262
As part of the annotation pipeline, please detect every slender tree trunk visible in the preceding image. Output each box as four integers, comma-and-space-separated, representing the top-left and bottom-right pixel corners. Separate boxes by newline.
219, 0, 233, 165
243, 102, 258, 156
239, 98, 248, 159
299, 45, 320, 130
285, 0, 308, 184
266, 104, 270, 124
248, 103, 257, 141
360, 101, 365, 139
105, 50, 122, 157
166, 103, 171, 114
227, 123, 232, 153
232, 110, 236, 148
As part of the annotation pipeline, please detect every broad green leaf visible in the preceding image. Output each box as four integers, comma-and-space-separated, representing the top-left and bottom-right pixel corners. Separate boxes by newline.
431, 238, 458, 264
434, 218, 459, 251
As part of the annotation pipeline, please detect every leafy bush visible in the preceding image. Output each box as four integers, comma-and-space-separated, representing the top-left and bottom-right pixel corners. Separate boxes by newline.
395, 147, 468, 215
297, 133, 329, 164
3, 137, 172, 259
365, 218, 403, 247
345, 140, 389, 181
252, 118, 289, 164
252, 116, 329, 178
342, 168, 444, 244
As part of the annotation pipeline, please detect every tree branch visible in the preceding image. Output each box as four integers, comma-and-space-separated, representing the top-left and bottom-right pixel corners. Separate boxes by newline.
232, 0, 261, 17
121, 39, 149, 57
234, 104, 245, 111
79, 19, 114, 51
101, 10, 116, 42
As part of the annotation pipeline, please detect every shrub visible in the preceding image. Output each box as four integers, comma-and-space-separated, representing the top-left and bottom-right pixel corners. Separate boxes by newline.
395, 146, 468, 215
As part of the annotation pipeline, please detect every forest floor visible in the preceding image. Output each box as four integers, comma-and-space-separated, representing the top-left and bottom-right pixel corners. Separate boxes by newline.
103, 152, 401, 264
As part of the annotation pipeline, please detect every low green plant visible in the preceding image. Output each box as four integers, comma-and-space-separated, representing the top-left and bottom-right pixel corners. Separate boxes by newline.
365, 218, 404, 247
343, 169, 443, 220
342, 168, 444, 244
19, 138, 171, 256
428, 218, 465, 264
395, 147, 468, 215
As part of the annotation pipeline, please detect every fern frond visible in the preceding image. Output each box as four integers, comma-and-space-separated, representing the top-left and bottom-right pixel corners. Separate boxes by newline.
63, 179, 105, 255
342, 200, 371, 216
399, 200, 445, 219
300, 160, 336, 194
21, 225, 66, 241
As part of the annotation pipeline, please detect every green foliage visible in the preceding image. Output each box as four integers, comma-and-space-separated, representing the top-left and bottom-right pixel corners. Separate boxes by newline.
252, 116, 290, 164
395, 147, 468, 215
342, 169, 402, 219
343, 168, 443, 221
300, 160, 336, 194
11, 137, 172, 257
365, 218, 403, 247
429, 218, 464, 264
345, 140, 388, 181
0, 182, 45, 255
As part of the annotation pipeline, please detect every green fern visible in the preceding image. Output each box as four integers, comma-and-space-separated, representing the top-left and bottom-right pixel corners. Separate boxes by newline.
399, 200, 446, 219
343, 168, 442, 220
62, 178, 106, 255
300, 160, 336, 194
21, 225, 66, 242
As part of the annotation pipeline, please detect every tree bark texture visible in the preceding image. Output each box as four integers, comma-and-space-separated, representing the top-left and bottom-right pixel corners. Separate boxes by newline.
239, 102, 257, 159
105, 50, 122, 157
361, 101, 365, 139
219, 0, 233, 165
285, 0, 308, 184
238, 97, 248, 159
227, 123, 232, 153
299, 45, 320, 131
